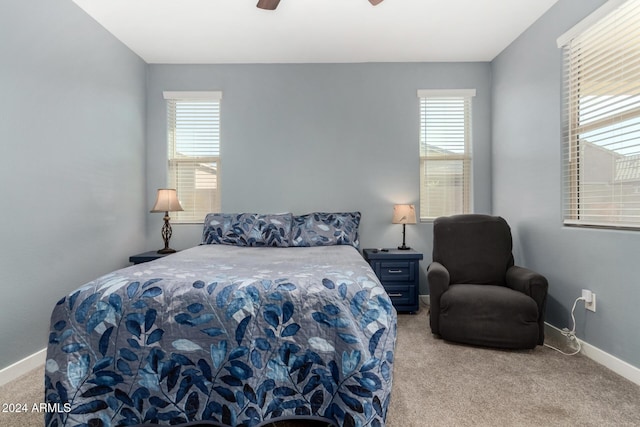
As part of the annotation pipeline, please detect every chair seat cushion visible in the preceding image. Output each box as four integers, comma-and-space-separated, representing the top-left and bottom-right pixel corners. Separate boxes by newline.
438, 284, 539, 349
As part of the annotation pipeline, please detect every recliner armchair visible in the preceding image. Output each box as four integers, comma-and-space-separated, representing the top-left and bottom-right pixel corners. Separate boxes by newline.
427, 214, 548, 349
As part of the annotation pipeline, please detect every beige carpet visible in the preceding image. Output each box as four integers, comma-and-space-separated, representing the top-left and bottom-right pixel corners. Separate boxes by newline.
2, 307, 640, 426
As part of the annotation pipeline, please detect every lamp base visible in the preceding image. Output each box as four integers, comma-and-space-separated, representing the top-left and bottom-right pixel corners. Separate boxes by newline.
157, 248, 177, 254
157, 211, 176, 255
397, 223, 411, 250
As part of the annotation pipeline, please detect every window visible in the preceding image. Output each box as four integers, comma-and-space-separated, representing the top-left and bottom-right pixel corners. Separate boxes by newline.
418, 89, 475, 221
164, 91, 222, 223
559, 0, 640, 229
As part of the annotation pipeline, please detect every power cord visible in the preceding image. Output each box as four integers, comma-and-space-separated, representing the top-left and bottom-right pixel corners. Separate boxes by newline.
544, 296, 584, 356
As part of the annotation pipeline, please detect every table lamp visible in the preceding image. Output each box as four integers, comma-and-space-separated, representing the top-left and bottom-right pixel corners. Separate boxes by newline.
392, 204, 416, 250
150, 188, 183, 254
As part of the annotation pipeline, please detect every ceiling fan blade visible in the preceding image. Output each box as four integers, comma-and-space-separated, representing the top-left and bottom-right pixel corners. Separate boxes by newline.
369, 0, 384, 5
257, 0, 280, 10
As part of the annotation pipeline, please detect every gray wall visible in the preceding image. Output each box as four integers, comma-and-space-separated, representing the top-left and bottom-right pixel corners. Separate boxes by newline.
145, 62, 493, 293
492, 0, 640, 368
0, 0, 147, 369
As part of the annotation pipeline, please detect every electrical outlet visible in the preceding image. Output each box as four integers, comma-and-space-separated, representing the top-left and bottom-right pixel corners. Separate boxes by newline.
585, 293, 596, 312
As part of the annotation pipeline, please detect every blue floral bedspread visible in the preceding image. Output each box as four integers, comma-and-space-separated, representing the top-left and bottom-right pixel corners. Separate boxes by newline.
45, 245, 397, 427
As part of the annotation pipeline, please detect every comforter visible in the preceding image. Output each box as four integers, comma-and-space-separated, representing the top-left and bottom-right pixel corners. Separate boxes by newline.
45, 245, 397, 427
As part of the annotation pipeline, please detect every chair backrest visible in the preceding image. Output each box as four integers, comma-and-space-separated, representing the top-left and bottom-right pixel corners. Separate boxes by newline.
432, 214, 514, 286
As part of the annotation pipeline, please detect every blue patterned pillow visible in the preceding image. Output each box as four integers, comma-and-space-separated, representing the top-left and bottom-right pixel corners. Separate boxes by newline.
201, 213, 293, 247
291, 212, 361, 248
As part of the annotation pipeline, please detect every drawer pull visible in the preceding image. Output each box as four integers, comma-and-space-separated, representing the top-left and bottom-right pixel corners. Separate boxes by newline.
388, 293, 404, 297
387, 269, 403, 274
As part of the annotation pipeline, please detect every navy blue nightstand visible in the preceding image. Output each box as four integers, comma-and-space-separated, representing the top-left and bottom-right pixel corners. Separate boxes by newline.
129, 250, 174, 265
363, 248, 423, 313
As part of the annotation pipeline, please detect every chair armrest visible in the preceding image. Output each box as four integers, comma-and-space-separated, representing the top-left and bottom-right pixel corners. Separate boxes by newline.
505, 266, 548, 303
506, 265, 548, 345
427, 261, 450, 335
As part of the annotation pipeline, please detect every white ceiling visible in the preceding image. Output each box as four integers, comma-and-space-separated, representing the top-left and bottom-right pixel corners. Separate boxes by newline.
72, 0, 560, 64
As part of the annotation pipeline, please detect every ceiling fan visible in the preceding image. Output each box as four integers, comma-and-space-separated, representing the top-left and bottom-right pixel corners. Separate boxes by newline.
257, 0, 383, 10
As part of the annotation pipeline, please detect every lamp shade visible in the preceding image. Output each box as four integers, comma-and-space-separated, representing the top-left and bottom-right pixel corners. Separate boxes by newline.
392, 204, 417, 224
150, 189, 184, 213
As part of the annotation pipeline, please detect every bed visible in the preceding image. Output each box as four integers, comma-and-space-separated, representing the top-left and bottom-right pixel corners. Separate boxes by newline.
44, 212, 397, 427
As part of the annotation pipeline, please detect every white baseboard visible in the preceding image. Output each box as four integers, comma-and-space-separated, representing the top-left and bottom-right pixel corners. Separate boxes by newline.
544, 322, 640, 387
2, 320, 640, 389
0, 348, 46, 387
579, 340, 640, 386
419, 294, 430, 306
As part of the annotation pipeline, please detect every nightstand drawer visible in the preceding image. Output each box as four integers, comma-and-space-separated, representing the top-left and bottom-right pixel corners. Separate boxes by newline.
383, 283, 416, 307
379, 261, 414, 282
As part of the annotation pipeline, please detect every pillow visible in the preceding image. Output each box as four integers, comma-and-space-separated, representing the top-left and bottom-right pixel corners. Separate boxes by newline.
201, 213, 293, 247
291, 212, 361, 248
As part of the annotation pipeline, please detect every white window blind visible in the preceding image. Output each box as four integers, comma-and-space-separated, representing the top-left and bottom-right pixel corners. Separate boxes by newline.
560, 0, 640, 229
418, 89, 475, 221
164, 91, 222, 223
